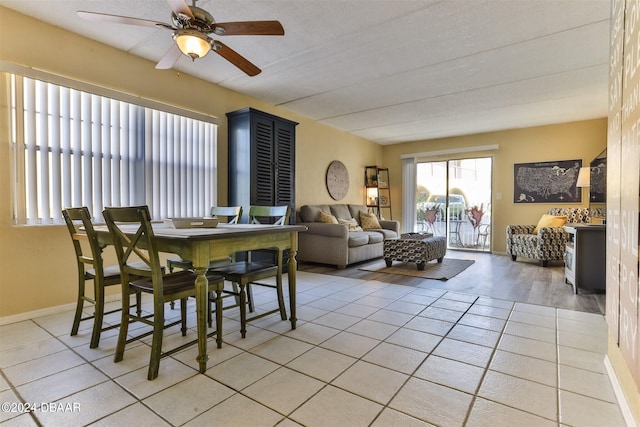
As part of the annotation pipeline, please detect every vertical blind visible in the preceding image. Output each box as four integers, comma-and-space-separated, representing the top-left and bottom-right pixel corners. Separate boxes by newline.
12, 75, 217, 224
401, 157, 417, 233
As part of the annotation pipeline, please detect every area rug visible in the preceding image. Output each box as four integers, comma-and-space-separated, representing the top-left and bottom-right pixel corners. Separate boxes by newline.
359, 258, 475, 281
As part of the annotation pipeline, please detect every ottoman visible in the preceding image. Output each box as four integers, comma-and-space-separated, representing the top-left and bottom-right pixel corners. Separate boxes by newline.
383, 233, 447, 270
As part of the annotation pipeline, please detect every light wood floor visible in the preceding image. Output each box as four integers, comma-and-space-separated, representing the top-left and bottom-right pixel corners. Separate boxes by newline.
298, 250, 607, 315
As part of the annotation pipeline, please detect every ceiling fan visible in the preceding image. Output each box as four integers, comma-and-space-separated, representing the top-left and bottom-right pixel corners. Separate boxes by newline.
77, 0, 284, 76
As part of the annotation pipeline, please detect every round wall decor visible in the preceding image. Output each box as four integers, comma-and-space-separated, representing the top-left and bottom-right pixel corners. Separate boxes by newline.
326, 160, 349, 200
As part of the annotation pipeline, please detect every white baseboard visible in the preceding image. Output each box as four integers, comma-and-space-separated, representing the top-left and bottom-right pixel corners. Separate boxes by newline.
0, 294, 121, 326
605, 355, 638, 427
0, 302, 76, 326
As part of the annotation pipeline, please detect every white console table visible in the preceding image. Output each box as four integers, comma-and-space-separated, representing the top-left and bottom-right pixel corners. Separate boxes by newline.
563, 224, 606, 294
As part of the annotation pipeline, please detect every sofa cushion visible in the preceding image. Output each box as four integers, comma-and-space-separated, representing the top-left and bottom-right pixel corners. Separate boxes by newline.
338, 218, 363, 231
300, 205, 331, 222
364, 231, 384, 244
348, 232, 370, 247
369, 228, 398, 239
533, 214, 567, 234
318, 211, 338, 224
360, 211, 382, 229
330, 204, 352, 220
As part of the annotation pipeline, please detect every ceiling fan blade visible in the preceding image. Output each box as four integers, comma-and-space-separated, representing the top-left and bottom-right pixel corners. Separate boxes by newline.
166, 0, 194, 20
77, 11, 173, 29
213, 41, 261, 76
155, 44, 183, 70
213, 21, 284, 36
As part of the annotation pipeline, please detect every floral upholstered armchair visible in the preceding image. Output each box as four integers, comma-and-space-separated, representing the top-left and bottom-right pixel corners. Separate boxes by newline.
506, 208, 592, 267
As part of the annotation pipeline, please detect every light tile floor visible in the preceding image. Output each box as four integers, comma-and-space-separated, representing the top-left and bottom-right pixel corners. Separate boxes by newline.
0, 271, 627, 426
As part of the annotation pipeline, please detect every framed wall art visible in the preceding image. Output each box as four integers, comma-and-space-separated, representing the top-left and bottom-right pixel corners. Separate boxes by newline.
513, 159, 582, 203
589, 151, 606, 203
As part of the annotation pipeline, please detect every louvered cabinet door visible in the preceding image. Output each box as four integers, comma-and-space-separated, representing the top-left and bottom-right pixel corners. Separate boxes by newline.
252, 116, 276, 206
227, 108, 298, 224
273, 122, 296, 220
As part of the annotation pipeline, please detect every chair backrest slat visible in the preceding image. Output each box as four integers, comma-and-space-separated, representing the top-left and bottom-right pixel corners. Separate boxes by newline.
103, 206, 163, 290
62, 207, 104, 274
248, 206, 289, 225
210, 206, 242, 224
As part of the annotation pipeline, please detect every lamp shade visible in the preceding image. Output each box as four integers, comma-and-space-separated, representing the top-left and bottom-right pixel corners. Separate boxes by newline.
366, 187, 378, 204
174, 30, 211, 60
576, 167, 590, 188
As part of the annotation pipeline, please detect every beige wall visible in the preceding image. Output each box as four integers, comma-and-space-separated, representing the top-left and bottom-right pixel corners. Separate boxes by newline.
382, 119, 607, 253
0, 7, 382, 318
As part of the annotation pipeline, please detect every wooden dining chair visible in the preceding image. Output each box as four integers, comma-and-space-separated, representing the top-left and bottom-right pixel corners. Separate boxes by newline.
62, 207, 143, 349
103, 205, 226, 380
210, 205, 290, 338
166, 206, 243, 273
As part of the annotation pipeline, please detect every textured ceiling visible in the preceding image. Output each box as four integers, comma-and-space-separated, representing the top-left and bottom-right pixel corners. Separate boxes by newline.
0, 0, 611, 144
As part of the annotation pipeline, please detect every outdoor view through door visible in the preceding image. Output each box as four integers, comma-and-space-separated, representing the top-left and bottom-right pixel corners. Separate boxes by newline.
416, 157, 492, 252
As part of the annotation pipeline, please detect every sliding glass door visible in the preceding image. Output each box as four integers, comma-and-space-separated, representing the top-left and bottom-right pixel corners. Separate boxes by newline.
416, 157, 492, 251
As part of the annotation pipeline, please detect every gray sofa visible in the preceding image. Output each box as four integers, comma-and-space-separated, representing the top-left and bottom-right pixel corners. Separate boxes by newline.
296, 204, 400, 269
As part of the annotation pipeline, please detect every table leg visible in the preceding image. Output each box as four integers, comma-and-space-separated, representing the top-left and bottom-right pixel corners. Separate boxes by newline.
193, 267, 209, 373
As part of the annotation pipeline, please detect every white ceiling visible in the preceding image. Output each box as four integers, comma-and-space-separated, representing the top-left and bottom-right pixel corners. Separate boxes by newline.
0, 0, 612, 145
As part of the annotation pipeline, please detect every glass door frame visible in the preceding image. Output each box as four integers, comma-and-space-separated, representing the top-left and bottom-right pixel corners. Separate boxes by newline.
416, 156, 492, 252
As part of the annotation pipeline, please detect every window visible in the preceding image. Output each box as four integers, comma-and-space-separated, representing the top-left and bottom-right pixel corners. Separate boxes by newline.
9, 73, 218, 225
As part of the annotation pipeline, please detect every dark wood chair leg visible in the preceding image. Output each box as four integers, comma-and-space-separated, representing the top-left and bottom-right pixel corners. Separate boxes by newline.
180, 298, 188, 336
246, 283, 255, 313
90, 280, 105, 348
148, 302, 164, 381
231, 282, 255, 313
208, 291, 213, 328
136, 291, 142, 317
114, 287, 130, 363
239, 282, 247, 338
70, 275, 85, 336
215, 287, 223, 349
275, 268, 287, 321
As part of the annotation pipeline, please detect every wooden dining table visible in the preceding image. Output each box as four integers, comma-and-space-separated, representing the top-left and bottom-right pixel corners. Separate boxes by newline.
92, 221, 307, 375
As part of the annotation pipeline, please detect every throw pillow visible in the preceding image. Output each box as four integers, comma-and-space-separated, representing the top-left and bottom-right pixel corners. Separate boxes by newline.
338, 218, 363, 231
533, 214, 567, 234
318, 210, 338, 224
360, 211, 382, 229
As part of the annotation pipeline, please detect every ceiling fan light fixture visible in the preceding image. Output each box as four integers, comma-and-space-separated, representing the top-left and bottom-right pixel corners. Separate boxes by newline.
174, 29, 211, 60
